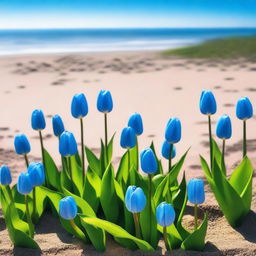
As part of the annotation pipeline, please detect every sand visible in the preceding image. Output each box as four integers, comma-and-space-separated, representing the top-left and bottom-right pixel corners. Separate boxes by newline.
0, 51, 256, 255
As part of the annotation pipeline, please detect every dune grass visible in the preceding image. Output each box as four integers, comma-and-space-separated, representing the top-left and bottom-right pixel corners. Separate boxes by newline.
162, 37, 256, 60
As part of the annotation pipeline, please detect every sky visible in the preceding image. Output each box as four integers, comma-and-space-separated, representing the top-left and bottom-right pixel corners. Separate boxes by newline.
1, 0, 256, 29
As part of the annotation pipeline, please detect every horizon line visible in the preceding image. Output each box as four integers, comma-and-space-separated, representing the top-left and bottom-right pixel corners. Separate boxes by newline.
1, 26, 256, 31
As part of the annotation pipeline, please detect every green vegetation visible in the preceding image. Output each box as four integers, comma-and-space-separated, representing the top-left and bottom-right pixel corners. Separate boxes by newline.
163, 36, 256, 59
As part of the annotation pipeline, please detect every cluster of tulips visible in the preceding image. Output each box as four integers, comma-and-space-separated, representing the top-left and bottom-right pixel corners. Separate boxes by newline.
0, 89, 253, 252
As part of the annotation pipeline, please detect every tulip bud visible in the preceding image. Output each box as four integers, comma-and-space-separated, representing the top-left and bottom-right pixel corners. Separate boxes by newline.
14, 134, 31, 155
216, 115, 232, 140
188, 178, 205, 205
31, 109, 46, 131
161, 141, 176, 160
17, 172, 33, 195
28, 162, 45, 187
0, 165, 12, 185
97, 90, 113, 113
71, 93, 88, 119
140, 148, 158, 174
59, 196, 78, 220
165, 118, 181, 144
236, 97, 253, 120
128, 113, 143, 136
156, 202, 176, 227
200, 90, 217, 115
52, 115, 65, 137
59, 131, 78, 157
125, 186, 146, 213
120, 127, 136, 149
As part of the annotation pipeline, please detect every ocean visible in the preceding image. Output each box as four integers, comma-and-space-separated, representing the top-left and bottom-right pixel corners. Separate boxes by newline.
0, 28, 256, 56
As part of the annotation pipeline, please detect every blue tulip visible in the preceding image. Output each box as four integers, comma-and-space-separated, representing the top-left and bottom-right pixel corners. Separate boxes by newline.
17, 172, 33, 195
59, 131, 78, 157
120, 127, 136, 149
31, 109, 46, 130
216, 115, 232, 140
156, 202, 176, 227
165, 118, 181, 144
128, 113, 143, 136
0, 165, 12, 185
161, 141, 176, 160
188, 178, 205, 205
97, 90, 113, 113
28, 162, 45, 187
71, 93, 88, 118
59, 196, 78, 220
52, 115, 65, 137
14, 134, 31, 155
140, 148, 158, 174
200, 90, 217, 115
236, 97, 253, 120
125, 186, 146, 213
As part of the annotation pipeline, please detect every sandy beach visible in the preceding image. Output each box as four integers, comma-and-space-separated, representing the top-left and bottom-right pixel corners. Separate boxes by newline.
1, 50, 256, 255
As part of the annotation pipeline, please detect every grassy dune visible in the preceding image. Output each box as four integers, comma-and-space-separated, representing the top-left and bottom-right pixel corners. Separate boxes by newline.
163, 37, 256, 59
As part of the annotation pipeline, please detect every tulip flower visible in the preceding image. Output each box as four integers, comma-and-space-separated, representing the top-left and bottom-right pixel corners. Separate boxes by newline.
17, 172, 34, 237
199, 90, 217, 169
28, 162, 45, 221
120, 127, 136, 171
52, 115, 65, 137
156, 202, 176, 250
128, 113, 143, 169
140, 148, 157, 240
236, 97, 253, 158
71, 93, 88, 184
97, 90, 113, 165
188, 178, 205, 230
165, 118, 181, 171
216, 115, 232, 174
161, 141, 176, 167
59, 131, 78, 186
59, 196, 86, 241
14, 134, 31, 167
0, 165, 13, 202
125, 186, 146, 238
31, 109, 48, 186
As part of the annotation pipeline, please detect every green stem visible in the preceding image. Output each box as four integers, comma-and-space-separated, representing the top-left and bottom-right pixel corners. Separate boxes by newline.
163, 226, 169, 251
168, 143, 173, 172
69, 219, 87, 241
80, 118, 85, 184
39, 130, 49, 187
104, 113, 109, 164
67, 156, 73, 184
128, 149, 131, 171
32, 187, 37, 222
133, 213, 142, 239
208, 115, 213, 170
243, 120, 247, 158
221, 139, 226, 175
24, 154, 29, 168
6, 185, 14, 202
194, 204, 198, 230
148, 174, 153, 242
25, 195, 34, 237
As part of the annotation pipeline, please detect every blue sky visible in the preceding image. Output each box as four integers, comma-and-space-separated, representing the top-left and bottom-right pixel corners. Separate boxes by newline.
1, 0, 256, 29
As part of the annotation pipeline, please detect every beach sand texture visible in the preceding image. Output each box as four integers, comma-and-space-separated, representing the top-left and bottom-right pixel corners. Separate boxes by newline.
1, 51, 256, 255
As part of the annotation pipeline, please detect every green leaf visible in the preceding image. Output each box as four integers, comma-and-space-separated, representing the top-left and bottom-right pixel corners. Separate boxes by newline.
129, 138, 139, 171
116, 151, 129, 183
181, 214, 208, 251
150, 141, 163, 175
229, 156, 253, 211
100, 164, 119, 222
70, 155, 84, 197
85, 146, 101, 177
44, 149, 61, 190
83, 166, 102, 213
0, 189, 39, 249
80, 216, 154, 251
